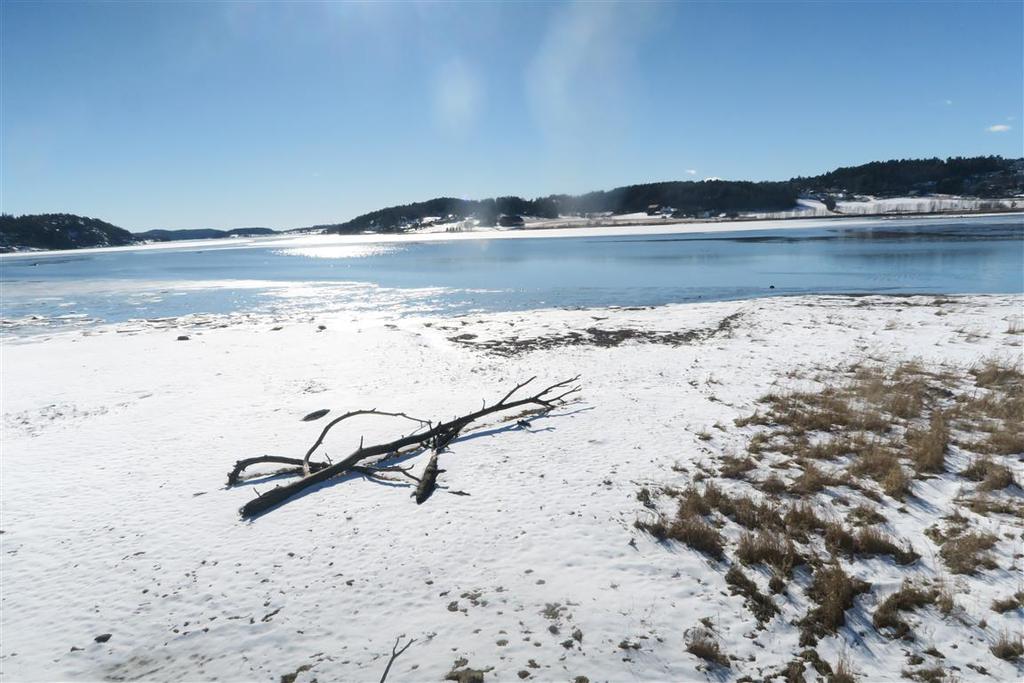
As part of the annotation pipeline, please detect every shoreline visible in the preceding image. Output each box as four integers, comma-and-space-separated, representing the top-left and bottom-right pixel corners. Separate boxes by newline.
2, 293, 1022, 681
3, 209, 1022, 260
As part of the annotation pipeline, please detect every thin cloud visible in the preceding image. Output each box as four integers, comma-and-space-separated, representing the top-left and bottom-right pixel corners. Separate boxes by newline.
987, 124, 1011, 133
433, 58, 483, 133
685, 169, 697, 175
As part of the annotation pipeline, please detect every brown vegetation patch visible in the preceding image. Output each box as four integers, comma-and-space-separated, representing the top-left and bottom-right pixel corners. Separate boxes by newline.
725, 565, 779, 624
938, 531, 998, 575
684, 627, 730, 668
736, 530, 804, 576
452, 312, 744, 356
991, 592, 1024, 614
872, 581, 938, 639
990, 631, 1024, 661
800, 564, 871, 645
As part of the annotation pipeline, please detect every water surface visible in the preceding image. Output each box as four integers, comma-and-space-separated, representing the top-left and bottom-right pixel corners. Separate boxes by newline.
2, 215, 1021, 333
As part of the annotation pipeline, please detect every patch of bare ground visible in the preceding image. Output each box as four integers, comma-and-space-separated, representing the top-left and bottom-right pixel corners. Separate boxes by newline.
449, 311, 744, 355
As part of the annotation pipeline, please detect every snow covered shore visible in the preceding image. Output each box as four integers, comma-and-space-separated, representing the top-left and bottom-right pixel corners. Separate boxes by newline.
2, 295, 1022, 682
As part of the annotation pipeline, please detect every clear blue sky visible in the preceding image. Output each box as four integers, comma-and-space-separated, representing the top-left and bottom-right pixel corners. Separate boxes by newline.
2, 1, 1021, 230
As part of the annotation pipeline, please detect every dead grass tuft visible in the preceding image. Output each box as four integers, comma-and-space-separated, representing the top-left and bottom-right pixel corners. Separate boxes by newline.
906, 411, 948, 474
784, 501, 827, 541
725, 565, 778, 623
848, 504, 886, 526
634, 495, 726, 561
972, 358, 1024, 390
789, 462, 840, 495
991, 592, 1024, 614
830, 654, 856, 683
736, 530, 803, 576
990, 631, 1024, 661
939, 531, 998, 575
759, 473, 789, 495
872, 581, 938, 639
719, 455, 756, 479
801, 564, 871, 644
962, 457, 1016, 491
684, 627, 730, 668
855, 527, 919, 565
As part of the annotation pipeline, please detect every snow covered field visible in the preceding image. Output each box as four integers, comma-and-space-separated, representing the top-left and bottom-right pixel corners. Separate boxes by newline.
2, 295, 1022, 682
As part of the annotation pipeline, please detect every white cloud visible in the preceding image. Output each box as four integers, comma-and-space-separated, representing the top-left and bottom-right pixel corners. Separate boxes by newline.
987, 124, 1012, 133
433, 58, 483, 133
685, 169, 697, 175
703, 176, 722, 182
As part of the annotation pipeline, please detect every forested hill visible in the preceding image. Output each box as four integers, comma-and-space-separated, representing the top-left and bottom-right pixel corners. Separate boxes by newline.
794, 156, 1023, 197
0, 216, 277, 252
0, 213, 135, 252
2, 156, 1021, 250
315, 155, 1022, 234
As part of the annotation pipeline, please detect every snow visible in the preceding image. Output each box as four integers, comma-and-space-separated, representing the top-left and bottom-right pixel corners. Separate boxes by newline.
2, 294, 1022, 681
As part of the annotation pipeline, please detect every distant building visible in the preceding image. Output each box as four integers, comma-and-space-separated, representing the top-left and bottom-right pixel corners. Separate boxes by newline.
498, 214, 525, 227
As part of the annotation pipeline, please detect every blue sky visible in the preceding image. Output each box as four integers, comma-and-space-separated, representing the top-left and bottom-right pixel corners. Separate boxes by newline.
2, 1, 1021, 230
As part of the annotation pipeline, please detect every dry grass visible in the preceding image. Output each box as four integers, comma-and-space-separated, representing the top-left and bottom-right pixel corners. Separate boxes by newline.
848, 504, 886, 526
759, 473, 788, 495
960, 495, 1024, 518
725, 565, 778, 623
872, 581, 938, 639
972, 359, 1024, 390
991, 592, 1024, 614
961, 457, 1016, 491
990, 631, 1024, 661
736, 530, 803, 576
831, 654, 856, 683
684, 627, 730, 668
784, 501, 827, 541
854, 527, 919, 565
789, 462, 840, 495
634, 494, 726, 561
939, 531, 998, 575
719, 455, 757, 479
801, 564, 871, 644
906, 411, 948, 474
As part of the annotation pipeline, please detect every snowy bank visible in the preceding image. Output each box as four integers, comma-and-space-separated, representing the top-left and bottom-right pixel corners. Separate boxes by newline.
1, 295, 1022, 681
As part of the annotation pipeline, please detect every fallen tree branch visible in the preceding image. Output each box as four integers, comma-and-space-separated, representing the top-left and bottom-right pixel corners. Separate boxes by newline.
379, 635, 415, 683
226, 455, 328, 486
231, 376, 580, 519
301, 410, 431, 475
414, 452, 441, 504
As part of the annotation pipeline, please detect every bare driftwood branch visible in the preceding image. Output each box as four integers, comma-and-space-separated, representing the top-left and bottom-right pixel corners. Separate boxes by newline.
414, 452, 441, 504
301, 410, 431, 475
226, 455, 328, 486
379, 635, 415, 683
231, 376, 580, 519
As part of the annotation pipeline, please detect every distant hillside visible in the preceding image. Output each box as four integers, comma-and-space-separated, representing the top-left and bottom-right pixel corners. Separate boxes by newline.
0, 213, 135, 252
313, 155, 1023, 234
3, 156, 1021, 251
795, 155, 1022, 197
135, 227, 276, 242
311, 181, 798, 234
